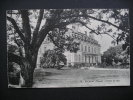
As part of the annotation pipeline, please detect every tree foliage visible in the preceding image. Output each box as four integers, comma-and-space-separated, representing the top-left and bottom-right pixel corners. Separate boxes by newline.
48, 28, 80, 53
102, 45, 129, 65
40, 48, 67, 69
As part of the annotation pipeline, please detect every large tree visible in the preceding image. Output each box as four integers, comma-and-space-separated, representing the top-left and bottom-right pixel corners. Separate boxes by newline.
102, 44, 129, 66
40, 48, 67, 69
102, 45, 122, 65
7, 9, 129, 87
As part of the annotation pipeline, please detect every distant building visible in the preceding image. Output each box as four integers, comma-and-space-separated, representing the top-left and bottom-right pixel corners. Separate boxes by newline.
37, 23, 101, 67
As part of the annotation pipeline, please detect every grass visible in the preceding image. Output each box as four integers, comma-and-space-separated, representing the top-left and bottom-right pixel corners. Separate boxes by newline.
32, 67, 130, 88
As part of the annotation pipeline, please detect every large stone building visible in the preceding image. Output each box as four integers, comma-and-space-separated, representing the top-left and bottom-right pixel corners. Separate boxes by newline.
37, 23, 101, 67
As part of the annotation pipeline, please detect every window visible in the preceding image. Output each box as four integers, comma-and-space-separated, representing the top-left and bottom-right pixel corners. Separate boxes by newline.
95, 56, 97, 62
75, 54, 77, 61
82, 56, 84, 62
79, 55, 80, 62
85, 55, 87, 63
81, 45, 83, 51
85, 46, 87, 52
88, 56, 90, 63
94, 47, 95, 53
92, 56, 93, 63
88, 47, 90, 52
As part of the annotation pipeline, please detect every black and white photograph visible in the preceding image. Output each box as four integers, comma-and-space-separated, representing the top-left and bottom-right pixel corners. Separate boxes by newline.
7, 9, 130, 88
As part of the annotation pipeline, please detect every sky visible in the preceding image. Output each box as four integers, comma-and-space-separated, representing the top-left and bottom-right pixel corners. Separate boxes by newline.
94, 34, 113, 53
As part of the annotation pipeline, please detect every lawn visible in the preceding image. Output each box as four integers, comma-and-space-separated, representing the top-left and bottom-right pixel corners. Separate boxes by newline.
32, 67, 130, 88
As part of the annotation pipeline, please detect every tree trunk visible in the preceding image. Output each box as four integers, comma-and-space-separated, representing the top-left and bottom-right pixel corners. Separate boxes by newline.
21, 50, 38, 87
21, 66, 34, 87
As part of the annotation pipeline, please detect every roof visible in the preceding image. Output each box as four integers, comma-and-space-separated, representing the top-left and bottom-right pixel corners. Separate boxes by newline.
72, 32, 101, 46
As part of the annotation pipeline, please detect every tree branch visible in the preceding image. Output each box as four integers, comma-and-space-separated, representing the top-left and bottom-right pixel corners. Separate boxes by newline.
101, 32, 116, 41
7, 16, 26, 43
34, 19, 51, 49
75, 20, 99, 35
86, 15, 126, 32
20, 10, 32, 44
48, 33, 60, 48
31, 9, 44, 46
76, 20, 117, 40
61, 14, 129, 33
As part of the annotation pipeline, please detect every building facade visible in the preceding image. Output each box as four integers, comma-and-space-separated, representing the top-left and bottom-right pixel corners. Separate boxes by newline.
37, 23, 101, 67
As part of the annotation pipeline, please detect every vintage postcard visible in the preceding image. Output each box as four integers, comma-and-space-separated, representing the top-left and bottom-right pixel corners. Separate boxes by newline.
7, 9, 130, 88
